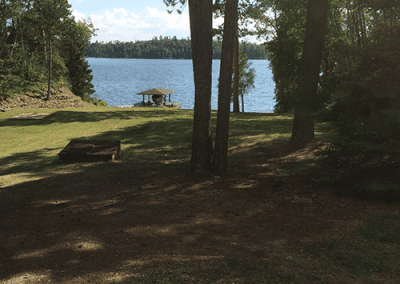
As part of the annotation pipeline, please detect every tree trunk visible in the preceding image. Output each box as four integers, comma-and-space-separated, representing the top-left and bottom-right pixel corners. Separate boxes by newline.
212, 0, 238, 173
19, 19, 26, 67
47, 26, 52, 100
233, 30, 239, 112
189, 0, 213, 172
289, 0, 328, 146
241, 94, 244, 112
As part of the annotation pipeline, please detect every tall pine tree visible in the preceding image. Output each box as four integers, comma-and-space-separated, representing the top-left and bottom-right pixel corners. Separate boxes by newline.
31, 0, 71, 100
57, 16, 96, 98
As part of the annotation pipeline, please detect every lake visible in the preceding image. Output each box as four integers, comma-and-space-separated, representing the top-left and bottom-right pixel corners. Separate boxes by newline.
86, 58, 276, 113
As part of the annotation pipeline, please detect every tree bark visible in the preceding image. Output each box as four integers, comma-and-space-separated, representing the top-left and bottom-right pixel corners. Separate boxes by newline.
233, 30, 239, 112
289, 0, 328, 146
189, 0, 213, 172
212, 0, 238, 173
47, 26, 52, 100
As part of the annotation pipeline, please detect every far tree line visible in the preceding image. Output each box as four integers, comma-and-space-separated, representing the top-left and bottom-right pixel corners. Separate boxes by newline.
84, 37, 268, 59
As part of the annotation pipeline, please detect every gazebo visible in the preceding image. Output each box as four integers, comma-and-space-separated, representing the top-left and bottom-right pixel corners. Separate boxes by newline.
137, 87, 176, 105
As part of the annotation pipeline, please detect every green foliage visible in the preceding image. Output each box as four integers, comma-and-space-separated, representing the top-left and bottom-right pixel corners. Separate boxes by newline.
233, 51, 255, 112
84, 37, 268, 60
264, 0, 307, 114
57, 16, 96, 98
49, 48, 69, 85
316, 24, 400, 202
264, 0, 400, 200
0, 0, 96, 101
236, 51, 256, 99
82, 94, 108, 106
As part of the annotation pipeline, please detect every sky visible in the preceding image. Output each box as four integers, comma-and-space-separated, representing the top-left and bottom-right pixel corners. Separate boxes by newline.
67, 0, 264, 44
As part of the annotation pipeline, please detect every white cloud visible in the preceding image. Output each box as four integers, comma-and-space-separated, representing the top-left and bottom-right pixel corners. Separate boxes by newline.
70, 5, 263, 44
71, 6, 190, 43
144, 6, 189, 31
71, 10, 87, 21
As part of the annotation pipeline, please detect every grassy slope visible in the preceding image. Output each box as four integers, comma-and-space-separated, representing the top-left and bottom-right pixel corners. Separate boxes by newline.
1, 107, 399, 283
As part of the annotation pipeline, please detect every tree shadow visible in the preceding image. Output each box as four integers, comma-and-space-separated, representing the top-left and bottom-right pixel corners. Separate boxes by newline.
1, 111, 355, 283
0, 108, 193, 127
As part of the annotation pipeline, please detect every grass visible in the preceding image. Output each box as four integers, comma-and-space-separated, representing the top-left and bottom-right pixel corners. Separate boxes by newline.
0, 108, 302, 188
1, 106, 399, 283
127, 211, 400, 284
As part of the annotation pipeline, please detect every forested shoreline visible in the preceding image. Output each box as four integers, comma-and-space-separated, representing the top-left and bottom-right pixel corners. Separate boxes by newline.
84, 37, 268, 59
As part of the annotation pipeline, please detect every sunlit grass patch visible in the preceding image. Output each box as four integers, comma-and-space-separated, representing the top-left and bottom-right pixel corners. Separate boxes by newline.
0, 107, 333, 189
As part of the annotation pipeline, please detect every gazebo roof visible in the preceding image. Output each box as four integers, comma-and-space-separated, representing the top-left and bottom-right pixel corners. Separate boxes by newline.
137, 88, 176, 95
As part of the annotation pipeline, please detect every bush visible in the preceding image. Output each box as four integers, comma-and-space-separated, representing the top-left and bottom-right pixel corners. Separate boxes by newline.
82, 94, 108, 106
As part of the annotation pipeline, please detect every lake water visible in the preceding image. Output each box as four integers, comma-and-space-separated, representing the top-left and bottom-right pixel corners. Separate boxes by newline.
86, 58, 276, 113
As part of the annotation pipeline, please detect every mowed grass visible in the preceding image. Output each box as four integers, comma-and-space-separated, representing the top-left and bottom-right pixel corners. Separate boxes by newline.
0, 107, 194, 187
1, 107, 399, 283
1, 107, 304, 187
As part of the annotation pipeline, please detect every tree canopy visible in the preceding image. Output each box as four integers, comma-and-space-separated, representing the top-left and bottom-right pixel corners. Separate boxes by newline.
0, 0, 97, 100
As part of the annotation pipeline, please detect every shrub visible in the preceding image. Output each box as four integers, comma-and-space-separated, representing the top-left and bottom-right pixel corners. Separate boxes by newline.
82, 94, 108, 106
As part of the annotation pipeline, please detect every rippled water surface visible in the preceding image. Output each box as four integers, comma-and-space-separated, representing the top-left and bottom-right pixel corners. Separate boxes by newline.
87, 58, 276, 113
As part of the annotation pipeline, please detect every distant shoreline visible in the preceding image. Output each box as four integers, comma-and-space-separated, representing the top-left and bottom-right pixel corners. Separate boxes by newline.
85, 57, 268, 60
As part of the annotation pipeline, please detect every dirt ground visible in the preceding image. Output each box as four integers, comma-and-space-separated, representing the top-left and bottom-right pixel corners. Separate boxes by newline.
0, 86, 92, 110
1, 95, 399, 283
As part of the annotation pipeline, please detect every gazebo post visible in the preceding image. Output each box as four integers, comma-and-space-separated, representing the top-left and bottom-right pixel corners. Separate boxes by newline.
148, 95, 150, 103
169, 94, 171, 102
142, 95, 144, 103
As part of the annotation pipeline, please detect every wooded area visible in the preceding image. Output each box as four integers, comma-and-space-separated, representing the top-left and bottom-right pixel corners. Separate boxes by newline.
84, 37, 268, 60
164, 0, 400, 200
0, 0, 97, 100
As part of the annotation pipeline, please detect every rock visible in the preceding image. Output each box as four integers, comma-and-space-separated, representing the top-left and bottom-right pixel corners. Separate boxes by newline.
133, 101, 181, 108
165, 102, 181, 108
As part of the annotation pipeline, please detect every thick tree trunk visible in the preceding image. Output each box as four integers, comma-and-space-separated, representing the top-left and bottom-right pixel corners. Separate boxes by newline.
290, 106, 316, 145
233, 31, 239, 112
212, 0, 238, 173
289, 0, 328, 146
189, 0, 213, 172
241, 94, 244, 112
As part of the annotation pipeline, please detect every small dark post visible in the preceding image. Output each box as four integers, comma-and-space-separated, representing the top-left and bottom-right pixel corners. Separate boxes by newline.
142, 95, 144, 103
169, 94, 171, 102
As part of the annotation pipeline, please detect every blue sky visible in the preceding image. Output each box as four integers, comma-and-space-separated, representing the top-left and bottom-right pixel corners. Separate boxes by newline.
67, 0, 264, 43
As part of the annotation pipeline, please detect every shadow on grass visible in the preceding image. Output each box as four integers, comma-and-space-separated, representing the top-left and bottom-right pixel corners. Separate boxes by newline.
2, 140, 399, 283
0, 113, 194, 179
3, 110, 398, 283
0, 145, 296, 283
0, 110, 299, 179
0, 111, 305, 283
0, 108, 193, 128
